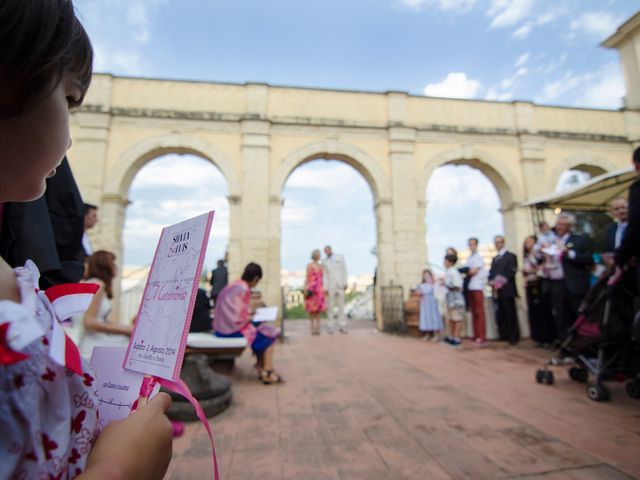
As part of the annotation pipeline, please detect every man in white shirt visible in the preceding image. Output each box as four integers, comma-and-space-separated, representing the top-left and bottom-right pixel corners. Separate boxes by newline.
82, 203, 98, 257
464, 237, 487, 345
322, 245, 348, 334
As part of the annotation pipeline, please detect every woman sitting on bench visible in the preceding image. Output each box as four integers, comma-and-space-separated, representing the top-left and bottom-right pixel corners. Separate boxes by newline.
213, 262, 283, 384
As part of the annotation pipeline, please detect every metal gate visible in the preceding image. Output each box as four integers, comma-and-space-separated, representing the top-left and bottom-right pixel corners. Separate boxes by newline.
380, 285, 405, 334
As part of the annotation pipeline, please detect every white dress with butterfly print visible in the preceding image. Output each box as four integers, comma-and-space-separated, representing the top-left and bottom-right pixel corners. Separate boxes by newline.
0, 262, 100, 479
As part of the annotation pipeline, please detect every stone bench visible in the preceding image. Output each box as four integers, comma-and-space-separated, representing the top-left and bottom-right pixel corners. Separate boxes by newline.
166, 334, 248, 421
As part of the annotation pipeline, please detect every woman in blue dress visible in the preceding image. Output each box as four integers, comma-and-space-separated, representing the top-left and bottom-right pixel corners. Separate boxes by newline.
418, 269, 443, 341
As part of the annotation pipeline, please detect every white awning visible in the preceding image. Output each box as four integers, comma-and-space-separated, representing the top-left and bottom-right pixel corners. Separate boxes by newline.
519, 167, 636, 212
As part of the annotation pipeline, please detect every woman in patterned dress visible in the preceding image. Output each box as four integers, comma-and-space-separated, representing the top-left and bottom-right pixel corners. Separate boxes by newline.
304, 249, 327, 335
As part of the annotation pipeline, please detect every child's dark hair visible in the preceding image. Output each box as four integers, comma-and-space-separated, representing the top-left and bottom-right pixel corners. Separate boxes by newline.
0, 0, 93, 117
444, 254, 458, 265
241, 262, 263, 283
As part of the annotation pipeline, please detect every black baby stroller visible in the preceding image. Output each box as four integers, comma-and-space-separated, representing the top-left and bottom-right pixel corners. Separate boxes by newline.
535, 270, 640, 402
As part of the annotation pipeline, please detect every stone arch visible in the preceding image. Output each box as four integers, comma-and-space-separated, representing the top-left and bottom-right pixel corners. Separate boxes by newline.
104, 133, 240, 198
548, 153, 617, 191
271, 140, 390, 202
420, 146, 524, 208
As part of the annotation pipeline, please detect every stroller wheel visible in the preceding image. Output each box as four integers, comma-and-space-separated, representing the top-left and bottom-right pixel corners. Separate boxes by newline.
626, 380, 640, 399
535, 370, 545, 384
569, 367, 588, 383
587, 383, 611, 402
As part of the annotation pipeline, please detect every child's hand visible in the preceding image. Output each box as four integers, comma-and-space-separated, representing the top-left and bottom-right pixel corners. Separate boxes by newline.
81, 393, 173, 480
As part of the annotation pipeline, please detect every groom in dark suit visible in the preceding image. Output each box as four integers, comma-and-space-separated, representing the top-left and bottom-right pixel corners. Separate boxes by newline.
555, 213, 594, 330
603, 197, 628, 254
489, 235, 520, 344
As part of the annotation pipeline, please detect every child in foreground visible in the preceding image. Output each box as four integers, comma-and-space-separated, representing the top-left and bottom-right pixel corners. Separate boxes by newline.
0, 1, 173, 478
443, 254, 465, 348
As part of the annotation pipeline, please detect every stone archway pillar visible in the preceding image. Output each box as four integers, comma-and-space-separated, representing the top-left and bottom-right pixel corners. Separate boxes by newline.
374, 199, 395, 330
99, 193, 130, 322
388, 127, 424, 297
238, 118, 279, 306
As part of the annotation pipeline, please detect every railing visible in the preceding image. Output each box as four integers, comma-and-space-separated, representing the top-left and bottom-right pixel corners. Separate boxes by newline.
120, 282, 145, 322
380, 284, 405, 334
284, 289, 305, 309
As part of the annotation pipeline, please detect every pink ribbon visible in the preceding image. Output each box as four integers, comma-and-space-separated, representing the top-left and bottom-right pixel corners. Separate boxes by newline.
130, 375, 219, 479
157, 377, 219, 480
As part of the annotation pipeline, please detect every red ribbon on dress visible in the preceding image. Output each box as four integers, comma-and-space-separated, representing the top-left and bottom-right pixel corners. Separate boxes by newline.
0, 322, 29, 365
43, 282, 100, 376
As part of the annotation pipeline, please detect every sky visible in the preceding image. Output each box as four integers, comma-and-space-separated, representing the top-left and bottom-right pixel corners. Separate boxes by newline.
73, 0, 640, 278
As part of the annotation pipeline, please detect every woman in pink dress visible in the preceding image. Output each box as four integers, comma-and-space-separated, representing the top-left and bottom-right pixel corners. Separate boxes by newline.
304, 249, 327, 335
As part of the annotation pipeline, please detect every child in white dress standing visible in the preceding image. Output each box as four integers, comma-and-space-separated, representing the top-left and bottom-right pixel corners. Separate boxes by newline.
417, 269, 443, 341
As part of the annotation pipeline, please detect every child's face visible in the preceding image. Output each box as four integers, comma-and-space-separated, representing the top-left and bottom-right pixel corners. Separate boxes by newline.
0, 72, 82, 202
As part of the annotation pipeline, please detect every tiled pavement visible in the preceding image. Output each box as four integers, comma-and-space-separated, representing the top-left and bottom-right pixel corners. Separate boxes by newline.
167, 319, 640, 480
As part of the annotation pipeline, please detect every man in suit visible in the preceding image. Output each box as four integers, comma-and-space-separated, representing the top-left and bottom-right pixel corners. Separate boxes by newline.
603, 197, 628, 254
210, 258, 228, 305
0, 157, 85, 289
489, 235, 520, 344
553, 213, 594, 335
322, 245, 348, 334
614, 146, 640, 293
189, 288, 213, 333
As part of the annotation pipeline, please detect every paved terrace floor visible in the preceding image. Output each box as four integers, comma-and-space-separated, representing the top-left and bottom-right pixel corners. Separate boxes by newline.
167, 319, 640, 480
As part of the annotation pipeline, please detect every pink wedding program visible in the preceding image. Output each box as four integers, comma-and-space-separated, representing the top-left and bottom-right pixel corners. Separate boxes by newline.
124, 211, 214, 380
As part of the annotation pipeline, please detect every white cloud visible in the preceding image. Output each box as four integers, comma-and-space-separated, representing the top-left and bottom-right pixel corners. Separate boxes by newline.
132, 155, 228, 190
123, 155, 230, 267
426, 165, 502, 267
485, 88, 513, 101
285, 162, 372, 195
536, 8, 564, 26
535, 53, 568, 76
398, 0, 476, 11
93, 43, 145, 75
76, 0, 166, 45
281, 160, 376, 275
281, 202, 317, 225
576, 64, 625, 109
536, 63, 624, 109
538, 73, 582, 103
512, 22, 532, 39
515, 52, 530, 68
487, 0, 534, 29
424, 72, 481, 99
486, 66, 527, 101
570, 12, 621, 39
